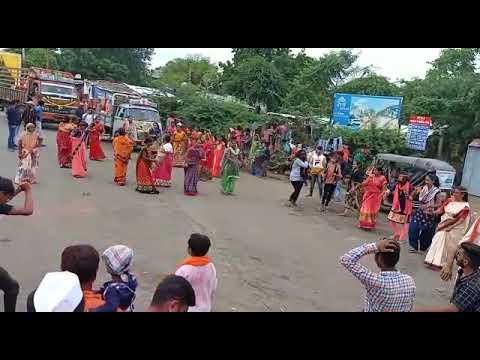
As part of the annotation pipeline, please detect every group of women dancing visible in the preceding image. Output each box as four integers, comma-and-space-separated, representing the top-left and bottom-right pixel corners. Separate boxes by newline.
53, 118, 243, 197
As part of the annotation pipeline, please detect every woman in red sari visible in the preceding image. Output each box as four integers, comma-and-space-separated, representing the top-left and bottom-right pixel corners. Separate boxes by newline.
152, 135, 174, 187
89, 118, 106, 161
358, 167, 388, 230
200, 134, 215, 181
56, 119, 75, 168
211, 138, 225, 178
136, 137, 159, 194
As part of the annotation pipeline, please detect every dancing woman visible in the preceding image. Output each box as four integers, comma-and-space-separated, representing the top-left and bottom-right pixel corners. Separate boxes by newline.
425, 186, 470, 279
89, 118, 106, 161
136, 137, 159, 194
112, 128, 134, 186
152, 135, 174, 187
358, 167, 387, 230
15, 123, 42, 184
221, 141, 241, 195
184, 142, 205, 196
408, 175, 441, 253
211, 138, 225, 178
385, 173, 413, 241
56, 119, 75, 168
200, 135, 215, 181
71, 121, 89, 178
173, 124, 188, 167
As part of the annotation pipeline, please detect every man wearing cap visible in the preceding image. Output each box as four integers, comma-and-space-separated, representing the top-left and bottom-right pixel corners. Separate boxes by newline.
27, 271, 85, 312
418, 242, 480, 312
148, 275, 196, 312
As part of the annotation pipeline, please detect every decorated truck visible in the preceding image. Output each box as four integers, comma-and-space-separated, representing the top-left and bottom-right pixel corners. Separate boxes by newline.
27, 67, 81, 123
0, 52, 81, 122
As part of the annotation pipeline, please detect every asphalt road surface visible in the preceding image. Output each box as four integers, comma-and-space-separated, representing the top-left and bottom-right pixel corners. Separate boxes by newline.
0, 114, 454, 312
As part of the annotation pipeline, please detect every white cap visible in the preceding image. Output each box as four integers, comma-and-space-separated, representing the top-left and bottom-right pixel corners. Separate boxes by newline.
177, 122, 183, 127
33, 272, 83, 312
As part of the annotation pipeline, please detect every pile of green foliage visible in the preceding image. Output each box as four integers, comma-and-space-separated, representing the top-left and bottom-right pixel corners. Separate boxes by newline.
321, 125, 411, 156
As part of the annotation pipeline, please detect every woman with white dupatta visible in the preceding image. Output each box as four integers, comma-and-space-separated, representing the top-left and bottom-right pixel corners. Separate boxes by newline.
15, 123, 42, 184
425, 186, 470, 280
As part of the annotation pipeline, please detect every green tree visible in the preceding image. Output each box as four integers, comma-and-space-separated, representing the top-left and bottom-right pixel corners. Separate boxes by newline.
58, 48, 154, 85
151, 55, 219, 90
283, 49, 359, 116
222, 55, 288, 112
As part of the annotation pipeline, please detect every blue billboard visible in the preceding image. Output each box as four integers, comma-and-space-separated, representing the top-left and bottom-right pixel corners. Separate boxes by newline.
331, 93, 403, 130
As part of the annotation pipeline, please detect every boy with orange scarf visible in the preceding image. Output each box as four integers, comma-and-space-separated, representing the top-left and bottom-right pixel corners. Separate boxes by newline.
175, 234, 217, 312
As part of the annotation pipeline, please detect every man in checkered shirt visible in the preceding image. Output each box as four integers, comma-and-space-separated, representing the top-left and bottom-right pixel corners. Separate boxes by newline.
419, 242, 480, 312
340, 239, 416, 312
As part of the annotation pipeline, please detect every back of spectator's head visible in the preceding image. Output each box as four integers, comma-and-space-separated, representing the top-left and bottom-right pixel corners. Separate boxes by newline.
460, 243, 480, 269
102, 245, 134, 276
28, 271, 85, 312
149, 275, 195, 312
188, 233, 211, 257
61, 245, 99, 284
117, 127, 126, 136
38, 100, 45, 106
0, 177, 15, 203
375, 241, 400, 269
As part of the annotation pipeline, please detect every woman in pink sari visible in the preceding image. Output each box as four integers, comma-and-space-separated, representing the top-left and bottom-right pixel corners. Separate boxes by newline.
152, 135, 174, 187
358, 167, 388, 230
211, 138, 225, 178
71, 121, 88, 178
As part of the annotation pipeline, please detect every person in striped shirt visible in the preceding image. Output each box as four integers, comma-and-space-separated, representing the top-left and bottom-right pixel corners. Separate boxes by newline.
340, 239, 416, 312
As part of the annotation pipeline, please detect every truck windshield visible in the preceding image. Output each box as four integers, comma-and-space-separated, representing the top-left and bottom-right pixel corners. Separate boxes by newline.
41, 83, 76, 98
129, 107, 160, 122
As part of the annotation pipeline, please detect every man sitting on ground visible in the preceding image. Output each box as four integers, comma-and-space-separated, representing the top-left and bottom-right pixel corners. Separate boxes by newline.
340, 238, 416, 312
0, 177, 34, 312
148, 275, 196, 312
418, 242, 480, 312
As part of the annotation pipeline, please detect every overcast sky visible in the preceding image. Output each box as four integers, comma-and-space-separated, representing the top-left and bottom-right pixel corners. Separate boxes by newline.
152, 48, 443, 81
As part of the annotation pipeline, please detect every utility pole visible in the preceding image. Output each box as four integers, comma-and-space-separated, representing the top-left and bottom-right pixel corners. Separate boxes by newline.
21, 48, 26, 65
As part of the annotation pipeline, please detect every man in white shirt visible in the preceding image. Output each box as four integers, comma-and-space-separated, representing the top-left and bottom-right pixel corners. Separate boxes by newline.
82, 108, 95, 127
306, 146, 327, 198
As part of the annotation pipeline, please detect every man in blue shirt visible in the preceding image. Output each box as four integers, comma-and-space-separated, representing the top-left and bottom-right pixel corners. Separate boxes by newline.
34, 100, 46, 146
6, 100, 21, 151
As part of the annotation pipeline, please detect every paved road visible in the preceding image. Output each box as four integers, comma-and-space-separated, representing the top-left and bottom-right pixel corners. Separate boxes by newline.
0, 114, 453, 311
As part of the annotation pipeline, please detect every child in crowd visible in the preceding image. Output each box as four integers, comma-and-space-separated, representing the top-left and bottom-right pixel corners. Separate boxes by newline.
175, 234, 217, 312
94, 245, 138, 312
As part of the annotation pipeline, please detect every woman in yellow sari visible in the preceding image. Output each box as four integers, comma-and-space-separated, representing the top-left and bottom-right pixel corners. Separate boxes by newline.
112, 128, 134, 186
173, 125, 188, 167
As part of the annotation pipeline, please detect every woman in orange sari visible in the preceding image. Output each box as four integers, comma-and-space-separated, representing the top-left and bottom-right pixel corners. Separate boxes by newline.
89, 118, 106, 161
112, 128, 134, 186
71, 121, 88, 178
173, 125, 188, 167
136, 137, 159, 194
358, 167, 388, 230
56, 119, 75, 168
211, 138, 225, 178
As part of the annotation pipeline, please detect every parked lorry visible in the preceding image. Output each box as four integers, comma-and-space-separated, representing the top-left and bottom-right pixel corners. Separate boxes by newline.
0, 51, 81, 122
85, 79, 162, 147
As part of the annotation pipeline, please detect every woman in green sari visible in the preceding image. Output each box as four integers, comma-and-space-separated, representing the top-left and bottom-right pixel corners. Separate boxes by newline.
221, 141, 241, 195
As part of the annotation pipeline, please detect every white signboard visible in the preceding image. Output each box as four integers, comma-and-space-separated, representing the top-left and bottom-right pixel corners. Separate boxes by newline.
436, 170, 456, 190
